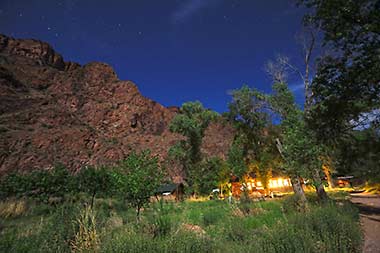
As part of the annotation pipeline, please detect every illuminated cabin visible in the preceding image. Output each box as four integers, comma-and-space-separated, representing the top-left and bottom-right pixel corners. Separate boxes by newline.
226, 174, 293, 198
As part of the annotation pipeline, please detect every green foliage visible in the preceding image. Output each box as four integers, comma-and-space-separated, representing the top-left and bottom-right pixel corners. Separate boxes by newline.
282, 194, 309, 213
191, 157, 226, 195
227, 139, 247, 178
202, 208, 224, 226
300, 0, 380, 140
0, 165, 73, 203
270, 82, 325, 190
0, 196, 362, 253
227, 84, 269, 163
76, 166, 115, 207
115, 150, 163, 217
169, 101, 218, 192
169, 101, 218, 165
0, 172, 30, 200
227, 85, 282, 192
332, 127, 380, 182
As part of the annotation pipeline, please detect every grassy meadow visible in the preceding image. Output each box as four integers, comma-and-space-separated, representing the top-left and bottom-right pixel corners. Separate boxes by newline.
0, 192, 362, 253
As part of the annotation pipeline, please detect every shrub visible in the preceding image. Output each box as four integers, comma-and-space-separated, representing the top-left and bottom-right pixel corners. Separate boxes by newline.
202, 208, 223, 226
282, 194, 308, 213
150, 214, 173, 238
0, 165, 73, 203
115, 150, 164, 219
76, 166, 115, 208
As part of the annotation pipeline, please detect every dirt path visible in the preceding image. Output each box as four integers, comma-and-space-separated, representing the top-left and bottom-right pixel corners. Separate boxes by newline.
350, 193, 380, 253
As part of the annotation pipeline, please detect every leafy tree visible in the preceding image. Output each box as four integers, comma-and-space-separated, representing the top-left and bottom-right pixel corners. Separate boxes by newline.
191, 157, 227, 195
227, 85, 278, 194
299, 0, 380, 140
269, 82, 328, 202
227, 138, 247, 179
76, 166, 115, 208
298, 0, 380, 183
332, 126, 380, 182
252, 128, 282, 193
227, 85, 269, 164
169, 101, 218, 191
116, 150, 163, 219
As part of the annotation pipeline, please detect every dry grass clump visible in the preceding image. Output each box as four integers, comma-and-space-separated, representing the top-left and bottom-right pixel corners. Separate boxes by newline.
70, 206, 100, 252
0, 198, 28, 218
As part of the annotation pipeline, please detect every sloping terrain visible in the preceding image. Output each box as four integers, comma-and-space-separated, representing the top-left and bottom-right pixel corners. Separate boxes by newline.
0, 34, 234, 180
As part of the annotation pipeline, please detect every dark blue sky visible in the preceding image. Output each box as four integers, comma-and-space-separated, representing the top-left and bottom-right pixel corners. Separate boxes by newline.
1, 0, 307, 112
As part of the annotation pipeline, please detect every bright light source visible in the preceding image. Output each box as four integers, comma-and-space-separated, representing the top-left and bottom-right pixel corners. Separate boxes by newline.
277, 178, 283, 187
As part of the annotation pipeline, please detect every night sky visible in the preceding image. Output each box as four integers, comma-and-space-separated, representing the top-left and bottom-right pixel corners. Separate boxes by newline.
1, 0, 308, 112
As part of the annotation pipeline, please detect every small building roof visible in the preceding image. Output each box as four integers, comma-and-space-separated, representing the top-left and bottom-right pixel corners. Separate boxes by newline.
156, 183, 183, 194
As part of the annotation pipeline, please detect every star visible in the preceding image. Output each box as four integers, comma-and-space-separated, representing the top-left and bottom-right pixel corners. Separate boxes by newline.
138, 31, 142, 35
47, 27, 51, 31
55, 33, 59, 37
19, 13, 23, 17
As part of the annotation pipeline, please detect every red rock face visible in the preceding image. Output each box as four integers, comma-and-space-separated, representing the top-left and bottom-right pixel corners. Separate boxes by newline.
0, 34, 234, 180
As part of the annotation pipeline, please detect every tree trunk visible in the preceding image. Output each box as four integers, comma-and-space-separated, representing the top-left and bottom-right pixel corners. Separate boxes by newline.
323, 164, 335, 189
136, 206, 141, 222
91, 191, 96, 209
313, 169, 328, 201
290, 176, 307, 203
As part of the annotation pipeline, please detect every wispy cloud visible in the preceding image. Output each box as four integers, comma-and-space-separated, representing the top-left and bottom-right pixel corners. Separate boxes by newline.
171, 0, 221, 24
289, 83, 304, 93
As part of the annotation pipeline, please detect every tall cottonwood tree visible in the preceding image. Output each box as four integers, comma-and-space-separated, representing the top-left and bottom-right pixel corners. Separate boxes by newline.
169, 101, 218, 192
227, 85, 278, 192
266, 55, 328, 201
268, 83, 308, 203
300, 0, 380, 140
299, 0, 380, 182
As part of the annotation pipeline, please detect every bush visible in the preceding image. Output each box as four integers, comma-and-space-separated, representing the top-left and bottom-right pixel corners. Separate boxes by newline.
282, 194, 308, 213
150, 214, 173, 238
115, 150, 164, 218
0, 165, 73, 203
202, 208, 223, 226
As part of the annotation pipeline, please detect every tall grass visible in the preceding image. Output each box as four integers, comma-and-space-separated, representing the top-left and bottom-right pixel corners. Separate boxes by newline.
0, 198, 28, 218
0, 197, 362, 253
70, 206, 100, 252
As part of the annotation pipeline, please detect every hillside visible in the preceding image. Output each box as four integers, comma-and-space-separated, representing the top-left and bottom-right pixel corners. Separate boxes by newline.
0, 34, 234, 180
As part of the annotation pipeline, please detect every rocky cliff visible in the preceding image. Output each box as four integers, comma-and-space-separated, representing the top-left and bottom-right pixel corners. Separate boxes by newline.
0, 34, 234, 180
